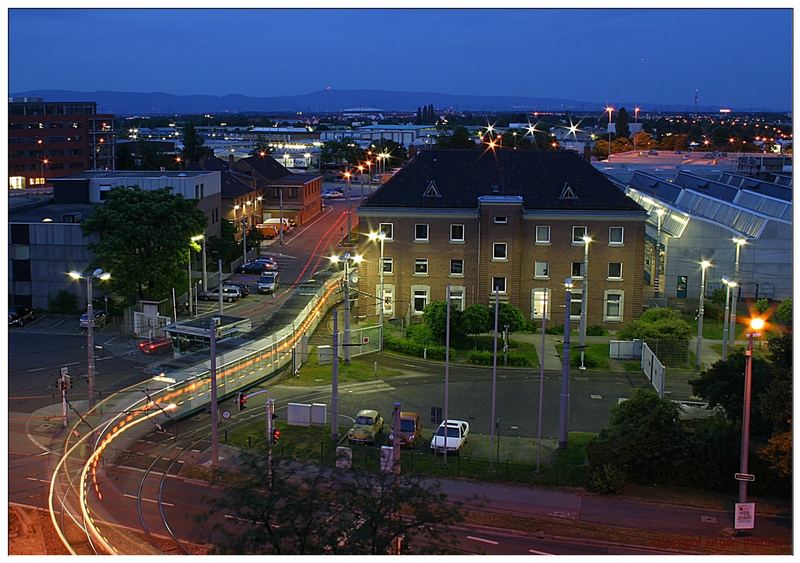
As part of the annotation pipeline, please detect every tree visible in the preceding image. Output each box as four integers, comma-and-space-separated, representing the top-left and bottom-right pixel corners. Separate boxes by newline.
369, 139, 407, 165
462, 304, 491, 337
619, 308, 692, 340
633, 130, 654, 148
81, 187, 207, 304
181, 122, 213, 163
203, 454, 463, 555
207, 219, 241, 265
437, 126, 477, 149
498, 303, 526, 333
615, 107, 630, 139
422, 301, 464, 343
116, 143, 135, 169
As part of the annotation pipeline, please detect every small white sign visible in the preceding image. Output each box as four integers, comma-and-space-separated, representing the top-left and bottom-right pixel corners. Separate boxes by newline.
221, 409, 232, 420
734, 502, 756, 530
60, 367, 69, 377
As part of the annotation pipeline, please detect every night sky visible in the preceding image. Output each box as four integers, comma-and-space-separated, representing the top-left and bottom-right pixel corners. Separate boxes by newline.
8, 8, 793, 110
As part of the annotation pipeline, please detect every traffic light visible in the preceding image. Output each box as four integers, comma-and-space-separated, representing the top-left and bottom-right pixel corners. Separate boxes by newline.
271, 428, 281, 445
65, 375, 73, 389
237, 392, 248, 411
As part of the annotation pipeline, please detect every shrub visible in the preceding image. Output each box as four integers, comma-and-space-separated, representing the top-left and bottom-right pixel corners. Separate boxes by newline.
406, 323, 435, 345
384, 334, 451, 360
545, 324, 565, 335
506, 353, 532, 367
703, 300, 724, 321
710, 287, 726, 306
586, 325, 608, 336
755, 298, 770, 314
775, 299, 792, 326
585, 462, 626, 495
48, 290, 79, 314
467, 350, 493, 365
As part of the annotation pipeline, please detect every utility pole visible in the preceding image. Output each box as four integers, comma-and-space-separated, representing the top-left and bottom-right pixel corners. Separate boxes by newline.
217, 259, 223, 314
392, 402, 401, 478
443, 285, 451, 466
201, 236, 208, 291
86, 277, 96, 411
279, 187, 285, 246
489, 288, 499, 469
266, 398, 275, 488
558, 279, 573, 449
331, 306, 339, 442
209, 317, 221, 468
536, 291, 547, 472
344, 260, 351, 364
242, 217, 248, 265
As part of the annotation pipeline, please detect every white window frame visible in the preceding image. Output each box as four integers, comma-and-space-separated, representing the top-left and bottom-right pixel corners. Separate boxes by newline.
450, 259, 464, 277
449, 286, 465, 312
492, 276, 507, 294
531, 288, 552, 320
492, 242, 508, 261
569, 298, 582, 321
414, 258, 429, 276
535, 225, 551, 245
572, 225, 587, 244
414, 223, 429, 242
609, 226, 624, 246
449, 224, 465, 243
603, 290, 624, 322
411, 285, 430, 315
494, 216, 508, 224
607, 262, 623, 280
378, 284, 395, 316
379, 222, 394, 240
571, 261, 584, 279
382, 257, 393, 275
534, 260, 549, 280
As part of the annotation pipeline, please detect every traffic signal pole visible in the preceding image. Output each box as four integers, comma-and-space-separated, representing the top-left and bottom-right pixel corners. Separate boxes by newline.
210, 317, 221, 468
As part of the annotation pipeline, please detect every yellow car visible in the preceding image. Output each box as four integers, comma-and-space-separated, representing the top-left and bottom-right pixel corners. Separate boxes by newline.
348, 409, 384, 445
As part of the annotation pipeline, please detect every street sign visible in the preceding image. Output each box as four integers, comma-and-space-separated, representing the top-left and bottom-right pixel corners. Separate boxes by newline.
362, 336, 370, 344
734, 502, 756, 530
221, 409, 232, 420
734, 473, 755, 482
60, 367, 69, 377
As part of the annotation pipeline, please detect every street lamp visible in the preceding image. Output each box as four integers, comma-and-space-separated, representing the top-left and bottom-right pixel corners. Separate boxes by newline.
729, 237, 747, 346
329, 252, 363, 364
605, 106, 614, 160
654, 208, 666, 298
68, 268, 111, 412
696, 260, 712, 369
721, 277, 738, 360
737, 316, 764, 518
344, 170, 352, 245
367, 231, 387, 344
578, 235, 592, 371
558, 278, 574, 449
41, 158, 49, 182
191, 234, 207, 291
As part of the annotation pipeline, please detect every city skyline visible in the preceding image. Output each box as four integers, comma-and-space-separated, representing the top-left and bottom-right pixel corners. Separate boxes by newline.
8, 7, 793, 111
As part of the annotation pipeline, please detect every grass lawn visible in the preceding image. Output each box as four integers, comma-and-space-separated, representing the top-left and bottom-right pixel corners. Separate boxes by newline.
282, 349, 403, 386
454, 334, 539, 367
555, 342, 610, 370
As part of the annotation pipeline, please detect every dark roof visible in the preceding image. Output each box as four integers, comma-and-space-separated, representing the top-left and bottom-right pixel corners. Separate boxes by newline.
221, 171, 254, 199
236, 155, 292, 182
362, 149, 643, 211
270, 172, 323, 185
185, 156, 230, 172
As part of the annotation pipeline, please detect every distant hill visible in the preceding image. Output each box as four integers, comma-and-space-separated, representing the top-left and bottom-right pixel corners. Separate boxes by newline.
10, 88, 750, 116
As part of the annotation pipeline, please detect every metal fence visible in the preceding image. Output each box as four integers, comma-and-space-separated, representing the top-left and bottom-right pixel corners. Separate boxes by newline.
132, 312, 172, 338
643, 338, 690, 367
609, 339, 643, 360
641, 342, 666, 398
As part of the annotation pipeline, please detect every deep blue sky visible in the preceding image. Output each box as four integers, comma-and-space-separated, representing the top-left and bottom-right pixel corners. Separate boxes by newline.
9, 8, 793, 109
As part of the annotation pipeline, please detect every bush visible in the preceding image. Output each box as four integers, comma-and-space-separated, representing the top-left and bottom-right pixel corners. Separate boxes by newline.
586, 325, 608, 336
585, 462, 626, 495
703, 300, 724, 321
384, 334, 451, 360
467, 350, 531, 367
48, 290, 79, 314
775, 299, 792, 326
545, 324, 565, 335
406, 323, 435, 345
755, 298, 770, 314
467, 350, 493, 365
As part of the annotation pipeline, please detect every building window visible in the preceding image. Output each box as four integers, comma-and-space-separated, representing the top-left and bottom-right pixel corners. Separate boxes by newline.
289, 187, 298, 198
379, 222, 393, 240
604, 290, 624, 322
608, 262, 623, 280
415, 223, 429, 242
531, 288, 551, 320
380, 284, 394, 316
9, 176, 25, 190
534, 261, 549, 279
494, 216, 507, 224
609, 226, 624, 245
273, 188, 281, 198
414, 258, 429, 275
535, 225, 550, 244
11, 244, 30, 260
382, 257, 393, 274
570, 299, 582, 320
412, 287, 429, 314
492, 242, 507, 260
449, 286, 465, 311
450, 224, 464, 243
450, 259, 464, 276
492, 277, 507, 293
572, 262, 584, 279
572, 226, 587, 244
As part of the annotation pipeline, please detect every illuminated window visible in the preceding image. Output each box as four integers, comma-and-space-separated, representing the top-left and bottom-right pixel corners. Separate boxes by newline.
9, 176, 25, 190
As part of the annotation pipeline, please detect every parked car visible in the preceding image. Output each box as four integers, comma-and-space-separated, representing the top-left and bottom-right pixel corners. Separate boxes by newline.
80, 309, 108, 329
253, 257, 278, 270
199, 285, 241, 302
138, 337, 173, 355
348, 409, 384, 445
9, 305, 34, 327
430, 419, 470, 454
322, 189, 344, 199
388, 411, 422, 448
224, 280, 251, 296
648, 149, 659, 155
257, 272, 280, 294
239, 261, 270, 275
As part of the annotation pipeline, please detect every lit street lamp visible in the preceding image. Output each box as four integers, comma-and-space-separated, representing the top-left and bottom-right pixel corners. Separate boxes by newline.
344, 170, 352, 245
721, 277, 738, 360
41, 158, 49, 182
367, 231, 387, 344
68, 268, 111, 411
729, 237, 747, 346
578, 235, 591, 371
558, 278, 574, 449
696, 260, 712, 369
736, 316, 764, 523
191, 234, 207, 291
606, 106, 614, 160
329, 252, 363, 364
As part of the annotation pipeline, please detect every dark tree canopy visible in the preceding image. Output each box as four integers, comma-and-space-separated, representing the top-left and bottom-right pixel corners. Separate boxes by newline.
181, 122, 213, 163
616, 107, 631, 139
437, 126, 477, 149
81, 187, 207, 304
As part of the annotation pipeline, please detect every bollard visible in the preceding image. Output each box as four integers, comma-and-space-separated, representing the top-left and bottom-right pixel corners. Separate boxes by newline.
248, 436, 251, 448
374, 361, 377, 374
224, 429, 228, 442
320, 442, 324, 464
423, 347, 427, 359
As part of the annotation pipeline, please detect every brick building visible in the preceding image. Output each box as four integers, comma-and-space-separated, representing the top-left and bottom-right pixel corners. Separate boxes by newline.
8, 98, 115, 189
357, 150, 647, 327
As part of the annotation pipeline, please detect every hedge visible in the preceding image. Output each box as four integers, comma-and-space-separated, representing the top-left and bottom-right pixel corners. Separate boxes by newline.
467, 350, 531, 367
384, 334, 452, 360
